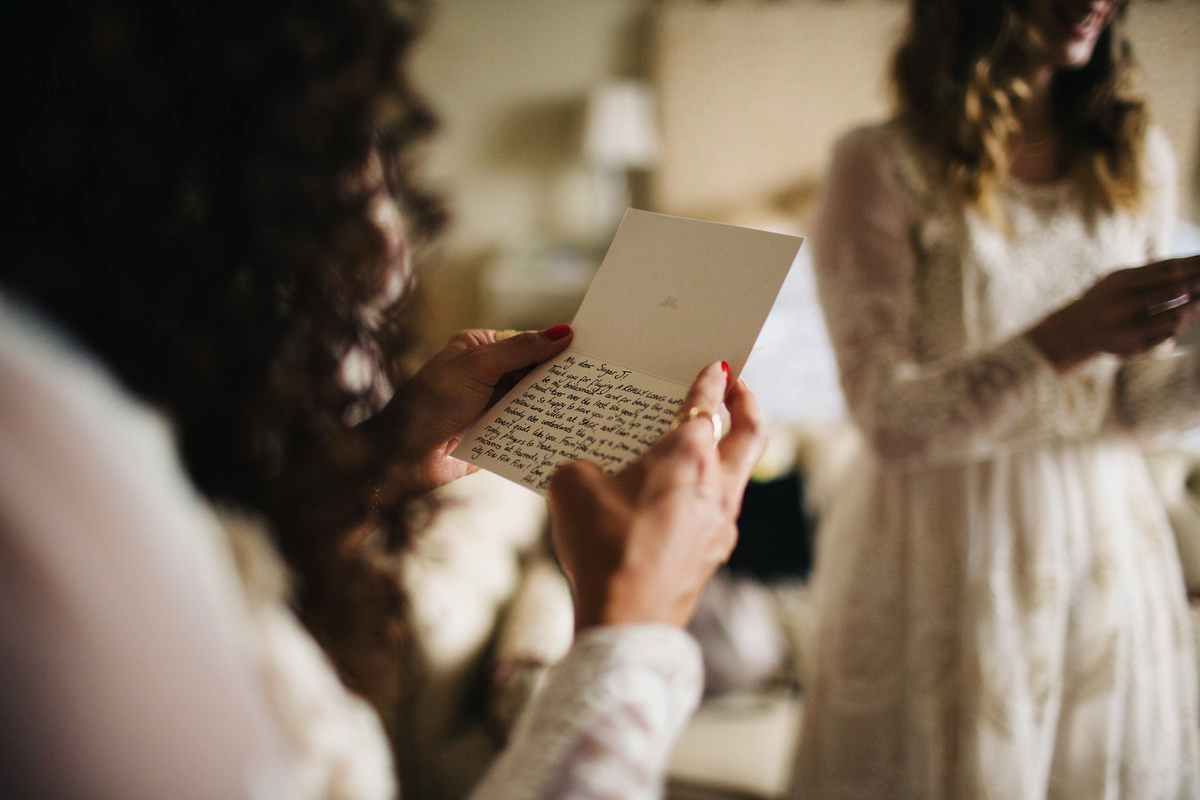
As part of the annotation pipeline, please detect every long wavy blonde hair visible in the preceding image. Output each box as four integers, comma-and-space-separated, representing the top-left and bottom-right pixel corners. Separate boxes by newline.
891, 0, 1147, 223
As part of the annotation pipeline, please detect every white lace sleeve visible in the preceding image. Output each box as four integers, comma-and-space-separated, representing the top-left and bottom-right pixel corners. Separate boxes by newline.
814, 128, 1057, 468
467, 625, 702, 800
1112, 130, 1200, 439
1142, 126, 1180, 263
1114, 347, 1200, 439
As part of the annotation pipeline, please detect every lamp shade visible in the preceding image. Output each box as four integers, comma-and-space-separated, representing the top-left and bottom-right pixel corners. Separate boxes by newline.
582, 81, 661, 169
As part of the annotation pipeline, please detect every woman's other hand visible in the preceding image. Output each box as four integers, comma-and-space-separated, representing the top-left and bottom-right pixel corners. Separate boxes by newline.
1030, 254, 1200, 371
386, 324, 574, 494
547, 362, 768, 631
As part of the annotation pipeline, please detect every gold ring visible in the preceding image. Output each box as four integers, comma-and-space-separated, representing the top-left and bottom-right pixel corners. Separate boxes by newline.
1147, 294, 1190, 315
494, 329, 521, 341
669, 405, 724, 443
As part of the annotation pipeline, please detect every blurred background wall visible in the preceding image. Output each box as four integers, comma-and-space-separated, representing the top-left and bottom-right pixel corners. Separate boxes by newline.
410, 0, 653, 340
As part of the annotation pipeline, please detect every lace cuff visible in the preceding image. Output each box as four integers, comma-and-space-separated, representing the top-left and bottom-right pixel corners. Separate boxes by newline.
852, 331, 1063, 469
1115, 344, 1200, 443
469, 625, 702, 800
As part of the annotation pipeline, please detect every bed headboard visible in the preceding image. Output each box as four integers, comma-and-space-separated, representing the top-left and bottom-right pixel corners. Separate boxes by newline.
650, 0, 1200, 228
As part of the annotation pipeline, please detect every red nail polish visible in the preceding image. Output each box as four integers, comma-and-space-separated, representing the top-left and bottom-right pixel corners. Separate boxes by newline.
721, 361, 730, 381
541, 323, 571, 341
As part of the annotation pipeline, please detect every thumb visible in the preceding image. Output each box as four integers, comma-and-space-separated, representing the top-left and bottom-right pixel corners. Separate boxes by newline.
547, 457, 605, 510
474, 324, 573, 382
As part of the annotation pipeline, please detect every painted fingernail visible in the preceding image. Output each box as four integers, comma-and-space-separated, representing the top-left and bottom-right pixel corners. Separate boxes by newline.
721, 361, 730, 381
541, 323, 571, 341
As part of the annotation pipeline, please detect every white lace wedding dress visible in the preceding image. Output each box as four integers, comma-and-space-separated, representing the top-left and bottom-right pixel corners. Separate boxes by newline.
793, 122, 1200, 798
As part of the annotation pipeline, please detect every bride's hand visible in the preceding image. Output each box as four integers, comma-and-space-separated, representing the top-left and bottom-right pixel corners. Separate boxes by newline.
1030, 254, 1200, 371
382, 324, 574, 494
547, 362, 767, 630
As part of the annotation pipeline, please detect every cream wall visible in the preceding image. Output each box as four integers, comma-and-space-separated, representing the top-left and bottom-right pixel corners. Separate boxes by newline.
410, 0, 652, 341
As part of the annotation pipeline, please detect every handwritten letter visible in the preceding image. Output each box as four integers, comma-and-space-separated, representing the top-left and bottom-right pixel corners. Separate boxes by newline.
460, 352, 687, 493
451, 210, 803, 493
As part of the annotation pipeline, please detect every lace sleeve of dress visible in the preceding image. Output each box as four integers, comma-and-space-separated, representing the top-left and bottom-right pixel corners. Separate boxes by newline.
1113, 129, 1200, 440
1114, 345, 1200, 441
1142, 127, 1180, 262
467, 625, 702, 800
814, 128, 1056, 469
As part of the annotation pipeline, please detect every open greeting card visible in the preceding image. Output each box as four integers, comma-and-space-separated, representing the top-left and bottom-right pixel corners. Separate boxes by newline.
453, 209, 804, 494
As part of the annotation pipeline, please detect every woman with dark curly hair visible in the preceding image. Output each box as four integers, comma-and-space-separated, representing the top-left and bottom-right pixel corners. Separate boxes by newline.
0, 2, 766, 799
793, 0, 1200, 796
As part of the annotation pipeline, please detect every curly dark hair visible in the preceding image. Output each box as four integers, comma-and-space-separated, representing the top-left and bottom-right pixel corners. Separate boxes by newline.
892, 0, 1147, 220
2, 0, 445, 719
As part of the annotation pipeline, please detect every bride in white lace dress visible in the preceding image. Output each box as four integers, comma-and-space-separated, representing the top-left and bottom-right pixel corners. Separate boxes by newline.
794, 0, 1200, 796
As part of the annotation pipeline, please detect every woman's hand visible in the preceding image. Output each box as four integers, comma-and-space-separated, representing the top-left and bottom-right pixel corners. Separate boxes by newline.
546, 362, 768, 631
381, 324, 574, 494
1030, 254, 1200, 371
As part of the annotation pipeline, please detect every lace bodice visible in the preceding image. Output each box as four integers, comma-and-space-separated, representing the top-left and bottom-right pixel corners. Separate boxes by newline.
814, 123, 1200, 469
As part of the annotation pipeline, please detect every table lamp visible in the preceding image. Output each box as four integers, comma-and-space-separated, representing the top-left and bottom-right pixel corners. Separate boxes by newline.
582, 80, 661, 243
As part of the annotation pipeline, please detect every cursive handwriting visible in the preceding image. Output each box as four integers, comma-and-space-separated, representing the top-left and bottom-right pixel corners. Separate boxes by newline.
465, 353, 687, 491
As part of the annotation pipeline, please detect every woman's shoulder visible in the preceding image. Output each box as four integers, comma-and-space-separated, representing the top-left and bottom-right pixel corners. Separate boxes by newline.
830, 121, 907, 163
1143, 125, 1178, 186
826, 121, 909, 184
825, 120, 930, 205
1145, 125, 1175, 160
